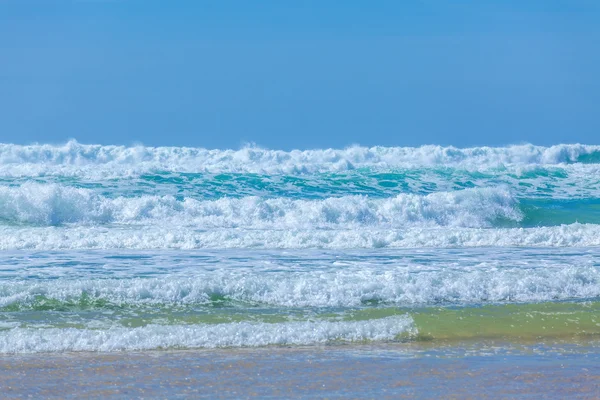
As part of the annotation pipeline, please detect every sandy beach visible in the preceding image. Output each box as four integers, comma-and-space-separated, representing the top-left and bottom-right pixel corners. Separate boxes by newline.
2, 342, 599, 399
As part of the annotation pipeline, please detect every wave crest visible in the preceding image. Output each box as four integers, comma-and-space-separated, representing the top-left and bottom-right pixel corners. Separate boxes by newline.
0, 184, 520, 228
1, 141, 599, 177
0, 316, 415, 353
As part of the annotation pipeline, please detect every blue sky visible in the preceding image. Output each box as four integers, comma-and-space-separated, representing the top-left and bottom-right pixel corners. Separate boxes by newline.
1, 1, 599, 149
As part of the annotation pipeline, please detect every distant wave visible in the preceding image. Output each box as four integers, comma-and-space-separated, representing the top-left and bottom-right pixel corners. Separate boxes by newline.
2, 141, 600, 250
1, 141, 599, 177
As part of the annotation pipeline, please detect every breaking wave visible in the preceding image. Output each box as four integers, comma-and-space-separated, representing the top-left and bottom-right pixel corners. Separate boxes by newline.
1, 141, 599, 177
0, 184, 520, 228
2, 263, 598, 308
1, 224, 600, 250
0, 316, 415, 353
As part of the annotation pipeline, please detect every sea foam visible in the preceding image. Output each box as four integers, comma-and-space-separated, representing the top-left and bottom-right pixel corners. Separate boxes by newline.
0, 141, 599, 177
1, 261, 598, 308
1, 223, 599, 250
0, 183, 519, 228
0, 316, 415, 353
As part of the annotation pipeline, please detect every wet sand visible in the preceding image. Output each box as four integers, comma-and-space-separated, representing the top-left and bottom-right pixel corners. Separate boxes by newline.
1, 342, 599, 399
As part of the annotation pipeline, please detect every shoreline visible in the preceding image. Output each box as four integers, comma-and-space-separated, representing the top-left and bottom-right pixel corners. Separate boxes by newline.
2, 342, 599, 398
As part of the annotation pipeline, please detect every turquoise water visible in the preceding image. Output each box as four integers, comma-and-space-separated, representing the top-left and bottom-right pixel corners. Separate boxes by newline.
1, 142, 600, 352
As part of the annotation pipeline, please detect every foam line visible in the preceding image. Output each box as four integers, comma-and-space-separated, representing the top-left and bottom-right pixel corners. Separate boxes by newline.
0, 316, 415, 353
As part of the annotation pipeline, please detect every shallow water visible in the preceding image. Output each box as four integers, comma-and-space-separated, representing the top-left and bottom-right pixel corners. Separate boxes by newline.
1, 343, 599, 399
1, 248, 600, 352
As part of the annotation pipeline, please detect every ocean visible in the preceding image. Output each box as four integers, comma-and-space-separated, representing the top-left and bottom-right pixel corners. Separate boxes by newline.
1, 140, 600, 354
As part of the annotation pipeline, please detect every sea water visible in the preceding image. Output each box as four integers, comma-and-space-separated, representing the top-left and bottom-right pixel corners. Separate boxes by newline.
1, 141, 600, 353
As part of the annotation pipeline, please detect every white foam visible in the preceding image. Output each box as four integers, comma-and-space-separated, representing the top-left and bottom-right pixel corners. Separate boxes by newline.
0, 141, 599, 177
2, 261, 598, 308
1, 223, 599, 250
0, 183, 520, 228
0, 316, 415, 353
